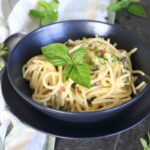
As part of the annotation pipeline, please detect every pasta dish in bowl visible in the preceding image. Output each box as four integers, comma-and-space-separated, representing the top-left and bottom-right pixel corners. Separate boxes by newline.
7, 20, 150, 123
22, 37, 146, 112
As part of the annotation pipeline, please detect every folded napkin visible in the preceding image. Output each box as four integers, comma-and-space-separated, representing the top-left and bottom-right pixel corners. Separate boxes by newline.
0, 0, 115, 150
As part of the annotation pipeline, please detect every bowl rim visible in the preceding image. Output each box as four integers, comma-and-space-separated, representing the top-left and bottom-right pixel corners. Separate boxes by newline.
7, 19, 150, 115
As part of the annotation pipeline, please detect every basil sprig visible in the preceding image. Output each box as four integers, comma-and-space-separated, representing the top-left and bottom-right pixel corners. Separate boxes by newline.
0, 43, 8, 57
42, 43, 91, 88
29, 0, 59, 26
140, 132, 150, 150
108, 0, 147, 18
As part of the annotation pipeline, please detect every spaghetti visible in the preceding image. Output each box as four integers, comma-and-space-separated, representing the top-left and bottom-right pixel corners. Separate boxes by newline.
22, 37, 147, 112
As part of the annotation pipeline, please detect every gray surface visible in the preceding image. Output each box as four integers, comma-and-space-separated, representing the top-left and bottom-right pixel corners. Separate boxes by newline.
55, 0, 150, 150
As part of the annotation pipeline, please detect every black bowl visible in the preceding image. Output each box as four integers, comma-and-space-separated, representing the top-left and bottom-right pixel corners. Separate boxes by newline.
7, 20, 150, 123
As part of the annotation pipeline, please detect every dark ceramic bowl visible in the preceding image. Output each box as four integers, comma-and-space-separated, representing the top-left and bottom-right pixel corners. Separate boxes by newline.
7, 20, 150, 123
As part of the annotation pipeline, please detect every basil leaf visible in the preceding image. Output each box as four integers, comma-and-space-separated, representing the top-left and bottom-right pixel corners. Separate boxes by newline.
68, 63, 91, 88
63, 65, 73, 81
41, 10, 58, 25
140, 132, 150, 150
29, 10, 44, 19
0, 43, 7, 51
0, 50, 8, 57
49, 0, 59, 11
0, 43, 4, 49
72, 47, 87, 64
128, 4, 147, 17
42, 43, 72, 66
108, 0, 140, 12
148, 132, 150, 141
0, 57, 6, 70
29, 0, 58, 26
108, 0, 130, 12
140, 138, 148, 149
38, 0, 58, 13
38, 1, 52, 10
0, 43, 8, 57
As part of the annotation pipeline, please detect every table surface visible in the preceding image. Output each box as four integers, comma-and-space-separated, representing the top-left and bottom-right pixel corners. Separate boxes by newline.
55, 1, 150, 150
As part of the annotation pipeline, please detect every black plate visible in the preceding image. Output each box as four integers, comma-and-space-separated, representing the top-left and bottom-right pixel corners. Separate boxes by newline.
2, 70, 150, 139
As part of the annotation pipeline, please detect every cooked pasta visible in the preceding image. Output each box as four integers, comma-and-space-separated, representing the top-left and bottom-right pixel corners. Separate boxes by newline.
22, 37, 147, 112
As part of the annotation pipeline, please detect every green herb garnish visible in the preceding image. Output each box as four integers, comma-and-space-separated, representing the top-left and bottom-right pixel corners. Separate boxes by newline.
128, 3, 147, 18
0, 43, 8, 57
108, 0, 147, 18
41, 43, 72, 66
140, 132, 150, 150
72, 47, 87, 64
29, 0, 59, 26
42, 43, 91, 88
0, 43, 8, 70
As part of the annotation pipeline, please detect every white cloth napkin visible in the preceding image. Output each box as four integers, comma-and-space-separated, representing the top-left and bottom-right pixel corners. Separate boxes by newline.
0, 0, 115, 150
